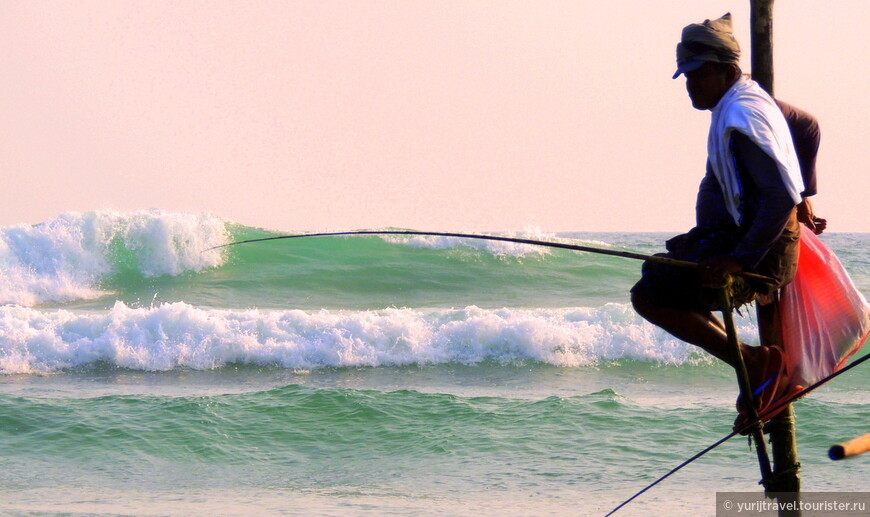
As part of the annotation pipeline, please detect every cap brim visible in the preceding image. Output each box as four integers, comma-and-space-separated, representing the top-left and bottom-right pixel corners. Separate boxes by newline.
672, 59, 707, 79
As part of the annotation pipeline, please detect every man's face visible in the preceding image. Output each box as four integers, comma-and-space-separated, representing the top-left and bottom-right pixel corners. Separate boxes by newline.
684, 62, 734, 110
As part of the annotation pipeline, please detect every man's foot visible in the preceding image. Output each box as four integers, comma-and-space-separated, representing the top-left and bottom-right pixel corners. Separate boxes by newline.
733, 345, 791, 434
740, 344, 777, 390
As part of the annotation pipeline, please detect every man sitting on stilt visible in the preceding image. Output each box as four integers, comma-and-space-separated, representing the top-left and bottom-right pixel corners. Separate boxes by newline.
630, 13, 803, 423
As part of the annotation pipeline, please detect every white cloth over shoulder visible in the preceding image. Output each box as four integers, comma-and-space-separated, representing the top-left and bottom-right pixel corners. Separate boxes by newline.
707, 77, 804, 225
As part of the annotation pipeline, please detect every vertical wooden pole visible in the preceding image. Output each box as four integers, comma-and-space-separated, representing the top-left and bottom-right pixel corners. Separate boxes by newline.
720, 286, 773, 482
750, 0, 775, 93
757, 303, 801, 516
750, 1, 801, 513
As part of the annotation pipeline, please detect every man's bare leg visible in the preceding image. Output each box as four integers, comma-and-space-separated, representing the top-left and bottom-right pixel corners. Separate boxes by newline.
631, 293, 771, 385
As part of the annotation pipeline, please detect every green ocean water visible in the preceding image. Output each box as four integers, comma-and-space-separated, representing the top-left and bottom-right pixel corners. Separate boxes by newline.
0, 211, 867, 516
1, 365, 867, 516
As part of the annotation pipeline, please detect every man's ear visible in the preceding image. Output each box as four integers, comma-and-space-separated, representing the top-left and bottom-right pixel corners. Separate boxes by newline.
729, 63, 742, 82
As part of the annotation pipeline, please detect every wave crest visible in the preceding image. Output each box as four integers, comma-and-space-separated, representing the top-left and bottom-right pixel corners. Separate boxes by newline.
0, 302, 736, 374
379, 228, 559, 259
0, 210, 229, 306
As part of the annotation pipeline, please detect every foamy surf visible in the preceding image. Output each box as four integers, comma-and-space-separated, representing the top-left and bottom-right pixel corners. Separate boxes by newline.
0, 302, 758, 374
379, 228, 557, 259
378, 228, 617, 260
0, 210, 229, 306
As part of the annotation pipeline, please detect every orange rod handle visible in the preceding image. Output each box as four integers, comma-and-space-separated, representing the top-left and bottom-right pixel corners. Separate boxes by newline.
829, 433, 870, 460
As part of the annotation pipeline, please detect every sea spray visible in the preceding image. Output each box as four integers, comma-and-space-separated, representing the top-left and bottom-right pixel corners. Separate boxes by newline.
0, 210, 228, 305
379, 227, 559, 259
0, 302, 758, 374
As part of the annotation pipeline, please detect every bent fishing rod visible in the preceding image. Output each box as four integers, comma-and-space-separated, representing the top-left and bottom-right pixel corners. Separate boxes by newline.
206, 229, 773, 283
208, 228, 791, 514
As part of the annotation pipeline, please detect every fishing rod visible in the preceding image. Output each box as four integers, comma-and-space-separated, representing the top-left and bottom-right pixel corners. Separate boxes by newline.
604, 350, 870, 516
206, 230, 774, 283
210, 228, 869, 512
209, 227, 797, 512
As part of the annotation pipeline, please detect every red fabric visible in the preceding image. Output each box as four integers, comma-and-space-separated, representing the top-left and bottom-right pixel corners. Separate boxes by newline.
780, 231, 870, 389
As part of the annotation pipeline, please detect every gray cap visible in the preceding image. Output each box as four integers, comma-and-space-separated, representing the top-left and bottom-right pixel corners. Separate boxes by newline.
673, 13, 741, 78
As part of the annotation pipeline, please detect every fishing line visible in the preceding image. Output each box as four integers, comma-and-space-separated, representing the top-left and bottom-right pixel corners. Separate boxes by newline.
210, 228, 846, 513
207, 230, 683, 262
604, 350, 870, 517
206, 230, 773, 283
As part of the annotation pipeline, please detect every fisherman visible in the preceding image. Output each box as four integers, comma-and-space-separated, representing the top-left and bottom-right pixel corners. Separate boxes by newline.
630, 13, 805, 416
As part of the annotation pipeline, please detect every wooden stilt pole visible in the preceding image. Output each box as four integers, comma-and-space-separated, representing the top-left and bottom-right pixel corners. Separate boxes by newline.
750, 0, 775, 93
749, 1, 802, 513
757, 301, 801, 515
719, 284, 773, 483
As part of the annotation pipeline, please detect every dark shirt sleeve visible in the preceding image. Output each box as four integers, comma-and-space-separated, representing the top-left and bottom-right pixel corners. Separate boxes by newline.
729, 131, 797, 269
775, 99, 820, 197
696, 162, 729, 228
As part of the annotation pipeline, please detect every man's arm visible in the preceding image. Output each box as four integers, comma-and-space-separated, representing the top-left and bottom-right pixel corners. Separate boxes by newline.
728, 131, 797, 270
696, 162, 728, 228
776, 99, 820, 197
776, 99, 826, 233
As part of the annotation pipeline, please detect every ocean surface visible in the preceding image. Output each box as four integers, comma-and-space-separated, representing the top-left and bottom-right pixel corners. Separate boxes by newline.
0, 210, 867, 516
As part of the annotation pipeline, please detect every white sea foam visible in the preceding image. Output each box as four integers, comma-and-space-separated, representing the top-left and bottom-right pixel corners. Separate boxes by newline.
0, 210, 229, 306
380, 227, 563, 259
0, 302, 761, 374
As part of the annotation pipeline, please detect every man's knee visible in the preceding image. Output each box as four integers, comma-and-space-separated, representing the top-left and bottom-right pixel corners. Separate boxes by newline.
631, 291, 655, 320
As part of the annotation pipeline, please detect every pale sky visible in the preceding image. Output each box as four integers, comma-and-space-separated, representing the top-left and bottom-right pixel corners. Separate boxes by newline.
1, 1, 868, 233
